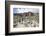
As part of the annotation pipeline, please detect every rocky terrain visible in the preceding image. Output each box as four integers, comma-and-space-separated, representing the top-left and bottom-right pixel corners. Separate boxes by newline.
13, 12, 39, 28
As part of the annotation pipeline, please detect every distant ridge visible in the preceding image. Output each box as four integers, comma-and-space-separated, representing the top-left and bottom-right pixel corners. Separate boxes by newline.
14, 12, 33, 16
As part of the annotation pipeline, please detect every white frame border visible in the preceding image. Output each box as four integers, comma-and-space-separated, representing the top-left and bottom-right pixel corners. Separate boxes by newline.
9, 5, 43, 33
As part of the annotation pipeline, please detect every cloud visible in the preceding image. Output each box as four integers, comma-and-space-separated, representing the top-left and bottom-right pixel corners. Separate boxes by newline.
13, 8, 39, 13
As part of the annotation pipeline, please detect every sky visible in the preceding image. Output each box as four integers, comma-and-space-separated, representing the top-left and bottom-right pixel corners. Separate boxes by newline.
13, 8, 39, 13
